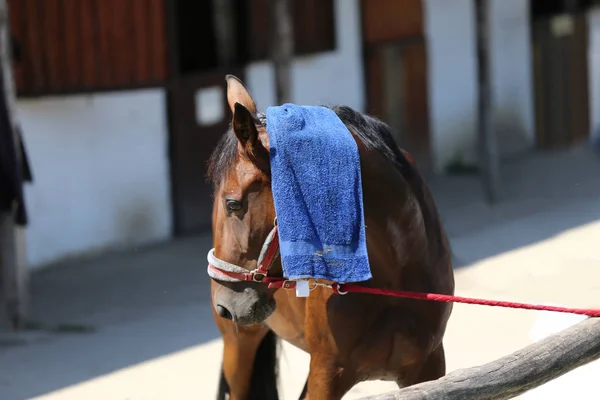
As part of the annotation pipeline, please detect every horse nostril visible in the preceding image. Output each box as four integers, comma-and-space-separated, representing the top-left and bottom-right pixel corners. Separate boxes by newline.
216, 304, 233, 320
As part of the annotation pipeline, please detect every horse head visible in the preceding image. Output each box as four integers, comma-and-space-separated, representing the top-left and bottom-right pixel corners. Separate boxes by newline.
207, 75, 280, 326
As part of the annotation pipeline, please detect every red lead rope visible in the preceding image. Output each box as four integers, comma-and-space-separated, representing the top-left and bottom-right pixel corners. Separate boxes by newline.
261, 278, 600, 317
209, 226, 600, 318
332, 283, 600, 318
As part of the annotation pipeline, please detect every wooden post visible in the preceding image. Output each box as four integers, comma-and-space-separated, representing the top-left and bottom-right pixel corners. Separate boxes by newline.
475, 0, 500, 203
0, 0, 29, 330
360, 317, 600, 400
270, 0, 293, 104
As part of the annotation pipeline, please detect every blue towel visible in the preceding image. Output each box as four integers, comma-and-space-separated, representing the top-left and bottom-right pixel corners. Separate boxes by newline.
266, 104, 372, 283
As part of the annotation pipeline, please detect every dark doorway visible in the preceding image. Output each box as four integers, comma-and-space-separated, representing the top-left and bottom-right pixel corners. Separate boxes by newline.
166, 0, 337, 235
530, 0, 592, 149
361, 0, 432, 175
531, 0, 593, 18
166, 1, 247, 235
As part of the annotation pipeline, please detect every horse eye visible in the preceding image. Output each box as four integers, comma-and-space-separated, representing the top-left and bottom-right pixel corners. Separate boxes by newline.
226, 199, 243, 213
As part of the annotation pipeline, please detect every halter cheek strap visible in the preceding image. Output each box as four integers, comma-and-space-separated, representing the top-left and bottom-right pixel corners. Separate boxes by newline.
207, 222, 293, 288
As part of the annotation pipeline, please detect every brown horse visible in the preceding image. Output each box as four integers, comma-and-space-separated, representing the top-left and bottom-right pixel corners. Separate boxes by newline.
206, 75, 455, 400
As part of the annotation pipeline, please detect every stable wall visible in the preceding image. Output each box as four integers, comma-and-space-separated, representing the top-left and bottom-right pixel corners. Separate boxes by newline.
13, 0, 547, 268
489, 0, 535, 156
590, 7, 600, 143
424, 0, 534, 171
13, 0, 365, 269
17, 89, 172, 268
245, 0, 365, 113
244, 0, 536, 172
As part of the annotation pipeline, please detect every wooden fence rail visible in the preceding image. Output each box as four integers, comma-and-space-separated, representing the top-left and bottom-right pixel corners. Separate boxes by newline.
360, 317, 600, 400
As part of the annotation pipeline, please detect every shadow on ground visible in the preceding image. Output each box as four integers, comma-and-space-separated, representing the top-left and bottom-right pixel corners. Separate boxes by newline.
0, 235, 221, 400
0, 146, 599, 400
430, 146, 600, 267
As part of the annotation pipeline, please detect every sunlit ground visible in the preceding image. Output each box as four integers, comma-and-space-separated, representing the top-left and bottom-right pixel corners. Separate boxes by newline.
20, 217, 600, 400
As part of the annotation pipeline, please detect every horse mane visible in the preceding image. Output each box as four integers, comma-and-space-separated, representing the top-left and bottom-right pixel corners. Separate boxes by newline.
206, 104, 414, 188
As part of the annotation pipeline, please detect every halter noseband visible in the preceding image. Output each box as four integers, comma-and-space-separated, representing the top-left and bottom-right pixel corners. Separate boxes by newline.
206, 218, 295, 290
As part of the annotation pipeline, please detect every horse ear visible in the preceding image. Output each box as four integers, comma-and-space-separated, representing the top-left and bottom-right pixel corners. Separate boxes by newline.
232, 102, 259, 149
226, 75, 257, 115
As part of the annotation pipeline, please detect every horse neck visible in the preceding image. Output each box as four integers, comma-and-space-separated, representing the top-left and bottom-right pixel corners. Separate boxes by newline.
360, 148, 436, 282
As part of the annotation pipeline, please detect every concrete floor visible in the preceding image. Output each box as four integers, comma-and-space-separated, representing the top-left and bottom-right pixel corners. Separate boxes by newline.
1, 146, 600, 400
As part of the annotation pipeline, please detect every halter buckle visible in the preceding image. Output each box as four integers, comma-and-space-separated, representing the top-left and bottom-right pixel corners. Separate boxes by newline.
281, 280, 295, 289
252, 272, 267, 282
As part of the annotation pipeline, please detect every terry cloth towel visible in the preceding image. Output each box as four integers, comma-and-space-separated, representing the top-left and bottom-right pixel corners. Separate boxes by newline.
266, 103, 372, 283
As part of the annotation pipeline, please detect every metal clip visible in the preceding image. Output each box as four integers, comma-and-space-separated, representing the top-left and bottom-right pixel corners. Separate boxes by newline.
332, 283, 348, 295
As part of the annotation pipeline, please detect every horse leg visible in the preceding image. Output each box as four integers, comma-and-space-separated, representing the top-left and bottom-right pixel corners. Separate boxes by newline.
417, 343, 446, 382
218, 322, 280, 400
298, 378, 308, 399
398, 343, 446, 389
305, 355, 357, 400
217, 365, 229, 400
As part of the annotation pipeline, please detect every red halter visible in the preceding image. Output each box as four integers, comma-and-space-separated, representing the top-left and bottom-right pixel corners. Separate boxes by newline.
207, 223, 293, 289
206, 220, 347, 294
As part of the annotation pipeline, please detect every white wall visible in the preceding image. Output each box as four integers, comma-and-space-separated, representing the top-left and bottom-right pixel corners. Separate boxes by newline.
243, 0, 534, 173
245, 0, 365, 113
489, 0, 535, 156
424, 0, 478, 171
17, 89, 172, 268
590, 7, 600, 144
424, 0, 534, 171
